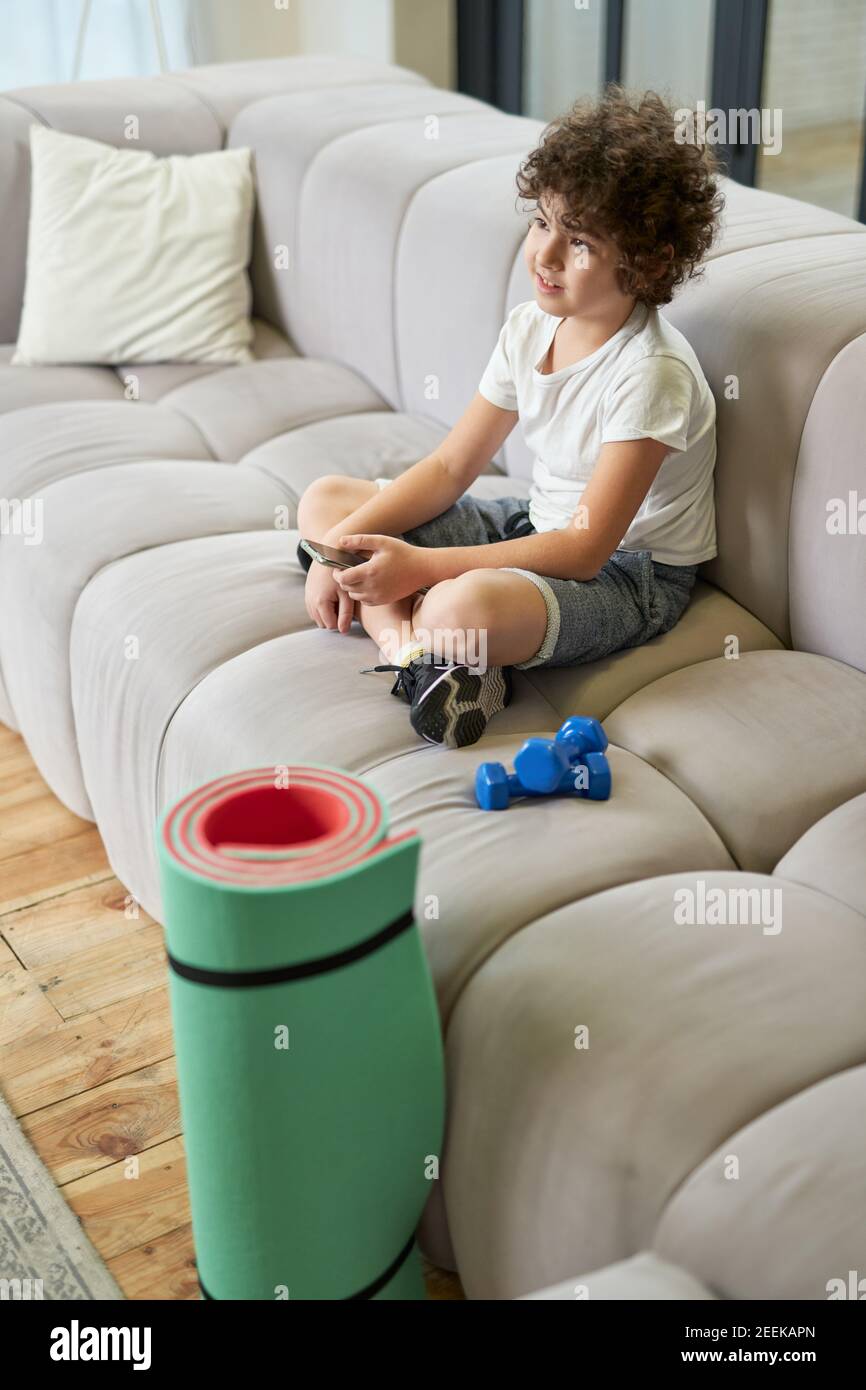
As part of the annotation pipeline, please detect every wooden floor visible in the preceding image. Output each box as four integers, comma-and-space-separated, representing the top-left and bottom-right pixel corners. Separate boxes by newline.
0, 724, 463, 1300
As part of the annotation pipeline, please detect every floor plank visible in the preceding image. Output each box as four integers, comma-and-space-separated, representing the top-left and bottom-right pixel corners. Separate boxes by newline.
31, 922, 168, 1021
0, 985, 173, 1116
20, 1056, 181, 1186
0, 830, 111, 916
2, 876, 154, 971
0, 789, 91, 861
64, 1135, 189, 1261
0, 960, 63, 1045
108, 1222, 199, 1301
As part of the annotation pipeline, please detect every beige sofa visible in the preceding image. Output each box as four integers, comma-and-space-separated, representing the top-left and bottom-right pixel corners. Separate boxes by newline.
1, 56, 865, 1301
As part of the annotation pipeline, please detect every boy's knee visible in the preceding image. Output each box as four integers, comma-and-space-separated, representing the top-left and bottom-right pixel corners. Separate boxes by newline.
297, 473, 343, 519
417, 570, 497, 631
298, 473, 373, 529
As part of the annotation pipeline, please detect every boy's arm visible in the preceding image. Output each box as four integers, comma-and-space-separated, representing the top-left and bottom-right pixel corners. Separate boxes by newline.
321, 393, 519, 546
421, 436, 673, 583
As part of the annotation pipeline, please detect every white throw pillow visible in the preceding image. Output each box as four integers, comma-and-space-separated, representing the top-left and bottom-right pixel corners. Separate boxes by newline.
13, 125, 256, 366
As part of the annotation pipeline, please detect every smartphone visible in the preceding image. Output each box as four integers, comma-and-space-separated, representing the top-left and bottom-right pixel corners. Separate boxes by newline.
299, 538, 370, 569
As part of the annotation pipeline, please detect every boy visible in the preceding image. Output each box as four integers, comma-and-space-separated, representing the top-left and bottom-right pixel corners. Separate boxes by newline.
298, 87, 723, 748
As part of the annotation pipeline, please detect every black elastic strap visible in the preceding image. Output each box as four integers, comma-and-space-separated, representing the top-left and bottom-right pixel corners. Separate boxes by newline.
344, 1234, 416, 1301
502, 509, 534, 540
199, 1234, 416, 1301
168, 908, 414, 988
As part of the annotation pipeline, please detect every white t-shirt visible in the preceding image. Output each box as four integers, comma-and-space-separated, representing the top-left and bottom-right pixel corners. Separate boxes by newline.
478, 299, 717, 566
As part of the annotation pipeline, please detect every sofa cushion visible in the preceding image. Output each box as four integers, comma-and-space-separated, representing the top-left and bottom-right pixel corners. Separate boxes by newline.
0, 398, 210, 730
654, 1064, 866, 1301
663, 231, 866, 646
69, 531, 311, 911
788, 330, 866, 674
440, 872, 866, 1298
363, 741, 733, 1022
0, 401, 213, 495
0, 318, 295, 414
604, 650, 866, 873
0, 462, 293, 818
521, 581, 783, 722
240, 410, 450, 499
277, 109, 543, 410
111, 316, 298, 403
0, 349, 124, 413
522, 1251, 716, 1301
230, 83, 486, 346
774, 791, 866, 918
710, 176, 864, 255
156, 358, 386, 460
171, 54, 430, 127
0, 336, 387, 733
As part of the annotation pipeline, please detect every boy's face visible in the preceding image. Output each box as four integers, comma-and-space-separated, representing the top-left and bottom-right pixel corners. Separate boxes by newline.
523, 192, 632, 319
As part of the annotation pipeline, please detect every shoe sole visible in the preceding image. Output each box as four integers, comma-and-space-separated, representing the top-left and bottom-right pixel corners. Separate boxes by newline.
411, 664, 511, 748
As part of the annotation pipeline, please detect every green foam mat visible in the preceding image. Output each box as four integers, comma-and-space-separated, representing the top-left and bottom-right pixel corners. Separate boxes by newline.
157, 765, 445, 1300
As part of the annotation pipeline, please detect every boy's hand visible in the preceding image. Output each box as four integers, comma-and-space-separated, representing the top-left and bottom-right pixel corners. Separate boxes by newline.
305, 559, 357, 632
334, 534, 430, 606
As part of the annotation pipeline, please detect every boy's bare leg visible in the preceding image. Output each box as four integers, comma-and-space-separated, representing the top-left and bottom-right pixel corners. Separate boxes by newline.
296, 476, 426, 657
365, 574, 547, 669
297, 479, 546, 667
411, 571, 548, 668
356, 596, 423, 663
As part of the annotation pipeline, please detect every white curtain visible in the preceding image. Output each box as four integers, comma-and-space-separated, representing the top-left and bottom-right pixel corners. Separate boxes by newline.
0, 0, 195, 88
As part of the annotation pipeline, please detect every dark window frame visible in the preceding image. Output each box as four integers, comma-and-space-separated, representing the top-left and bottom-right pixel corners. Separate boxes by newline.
455, 0, 524, 115
710, 0, 770, 186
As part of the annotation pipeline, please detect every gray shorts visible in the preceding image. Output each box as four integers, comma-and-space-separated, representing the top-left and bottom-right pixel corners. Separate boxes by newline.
378, 480, 698, 671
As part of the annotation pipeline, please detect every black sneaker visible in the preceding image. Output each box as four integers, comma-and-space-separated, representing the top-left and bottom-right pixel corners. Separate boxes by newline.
360, 656, 513, 749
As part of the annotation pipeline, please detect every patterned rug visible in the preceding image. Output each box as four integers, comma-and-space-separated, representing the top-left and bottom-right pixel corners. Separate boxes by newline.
0, 1089, 123, 1300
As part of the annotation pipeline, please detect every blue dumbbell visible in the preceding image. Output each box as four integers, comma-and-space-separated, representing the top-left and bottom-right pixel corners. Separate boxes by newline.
554, 750, 612, 802
475, 762, 529, 811
475, 750, 611, 810
514, 716, 608, 794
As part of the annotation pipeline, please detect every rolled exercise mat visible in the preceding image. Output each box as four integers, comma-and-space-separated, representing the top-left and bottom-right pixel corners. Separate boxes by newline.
157, 765, 445, 1300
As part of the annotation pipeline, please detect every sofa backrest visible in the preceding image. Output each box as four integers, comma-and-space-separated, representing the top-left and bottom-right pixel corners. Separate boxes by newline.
0, 56, 429, 345
1, 57, 864, 668
663, 185, 866, 664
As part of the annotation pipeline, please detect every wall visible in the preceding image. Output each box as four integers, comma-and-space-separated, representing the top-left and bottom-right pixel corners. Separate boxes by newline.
189, 0, 454, 87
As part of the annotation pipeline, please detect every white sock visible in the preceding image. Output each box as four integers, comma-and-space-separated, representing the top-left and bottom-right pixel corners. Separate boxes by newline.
393, 638, 428, 667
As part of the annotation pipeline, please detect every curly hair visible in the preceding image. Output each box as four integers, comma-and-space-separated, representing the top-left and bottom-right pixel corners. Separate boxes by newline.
515, 85, 725, 307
